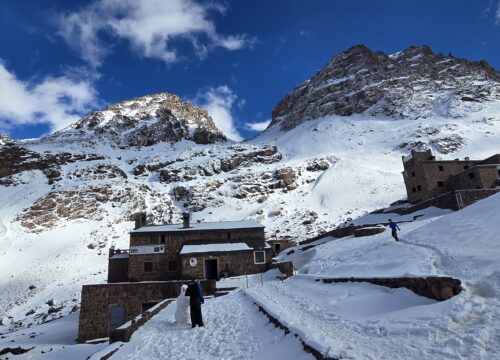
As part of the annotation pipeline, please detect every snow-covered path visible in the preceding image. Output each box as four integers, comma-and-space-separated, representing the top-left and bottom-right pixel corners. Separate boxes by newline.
108, 290, 313, 360
246, 276, 497, 359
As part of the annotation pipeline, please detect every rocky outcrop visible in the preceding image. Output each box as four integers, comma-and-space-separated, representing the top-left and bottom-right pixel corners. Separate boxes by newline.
0, 145, 105, 185
53, 93, 227, 147
271, 45, 500, 130
16, 184, 174, 233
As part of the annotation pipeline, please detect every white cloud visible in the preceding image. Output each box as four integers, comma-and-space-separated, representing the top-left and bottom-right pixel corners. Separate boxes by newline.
246, 119, 271, 132
194, 85, 243, 142
56, 0, 254, 67
496, 1, 500, 24
0, 61, 98, 133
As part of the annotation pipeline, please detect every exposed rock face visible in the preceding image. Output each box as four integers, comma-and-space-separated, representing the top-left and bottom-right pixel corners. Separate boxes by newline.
16, 184, 174, 233
51, 93, 227, 147
0, 145, 105, 185
271, 45, 500, 130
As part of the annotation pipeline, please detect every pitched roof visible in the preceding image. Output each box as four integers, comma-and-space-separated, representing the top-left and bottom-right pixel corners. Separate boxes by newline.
130, 220, 264, 233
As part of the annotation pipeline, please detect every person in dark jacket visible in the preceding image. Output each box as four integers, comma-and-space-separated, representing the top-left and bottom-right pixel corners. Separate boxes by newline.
388, 219, 401, 242
185, 279, 204, 328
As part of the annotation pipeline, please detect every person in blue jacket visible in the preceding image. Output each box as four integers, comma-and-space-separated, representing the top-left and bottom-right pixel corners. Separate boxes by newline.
388, 219, 401, 242
185, 279, 204, 328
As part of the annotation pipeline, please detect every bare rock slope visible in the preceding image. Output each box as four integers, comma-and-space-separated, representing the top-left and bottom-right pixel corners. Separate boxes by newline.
271, 45, 500, 130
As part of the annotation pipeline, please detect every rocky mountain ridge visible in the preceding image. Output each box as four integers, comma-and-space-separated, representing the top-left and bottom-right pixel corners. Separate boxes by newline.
271, 44, 500, 130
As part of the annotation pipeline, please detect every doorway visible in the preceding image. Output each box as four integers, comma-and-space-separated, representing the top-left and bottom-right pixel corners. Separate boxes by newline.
274, 243, 281, 253
204, 259, 218, 280
108, 305, 125, 331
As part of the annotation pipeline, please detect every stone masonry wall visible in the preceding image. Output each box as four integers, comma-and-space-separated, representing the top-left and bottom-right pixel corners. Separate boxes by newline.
78, 280, 216, 342
108, 258, 129, 283
320, 276, 462, 301
181, 249, 271, 279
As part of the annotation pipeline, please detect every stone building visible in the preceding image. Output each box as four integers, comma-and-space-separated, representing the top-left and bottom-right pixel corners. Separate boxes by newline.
402, 149, 500, 204
79, 214, 272, 342
117, 213, 271, 282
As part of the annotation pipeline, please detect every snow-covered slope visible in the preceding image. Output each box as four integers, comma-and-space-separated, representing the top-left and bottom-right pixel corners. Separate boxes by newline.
246, 192, 500, 359
9, 194, 495, 359
1, 45, 500, 335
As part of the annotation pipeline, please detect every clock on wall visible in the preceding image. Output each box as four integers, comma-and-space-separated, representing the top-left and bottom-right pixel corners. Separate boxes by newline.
189, 257, 198, 267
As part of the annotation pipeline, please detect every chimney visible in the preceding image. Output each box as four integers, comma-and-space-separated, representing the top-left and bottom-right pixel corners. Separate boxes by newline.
182, 212, 190, 229
134, 212, 147, 229
465, 157, 469, 161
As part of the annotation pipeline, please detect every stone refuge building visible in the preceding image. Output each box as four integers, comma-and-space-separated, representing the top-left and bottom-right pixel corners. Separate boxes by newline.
111, 213, 272, 282
78, 213, 272, 342
402, 149, 500, 204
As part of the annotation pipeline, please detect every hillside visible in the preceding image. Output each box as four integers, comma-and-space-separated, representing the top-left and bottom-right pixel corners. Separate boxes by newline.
1, 44, 500, 336
3, 192, 497, 359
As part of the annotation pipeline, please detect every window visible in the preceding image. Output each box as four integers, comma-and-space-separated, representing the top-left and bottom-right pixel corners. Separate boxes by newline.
468, 172, 475, 179
144, 262, 153, 272
411, 171, 415, 177
168, 260, 177, 272
464, 165, 469, 170
412, 187, 416, 193
254, 251, 265, 264
437, 181, 444, 187
438, 165, 444, 171
417, 185, 422, 191
160, 234, 166, 244
149, 235, 158, 244
497, 169, 500, 177
153, 246, 163, 253
227, 232, 231, 240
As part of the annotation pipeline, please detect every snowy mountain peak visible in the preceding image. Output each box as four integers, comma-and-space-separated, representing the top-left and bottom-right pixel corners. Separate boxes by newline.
49, 92, 227, 148
270, 44, 500, 130
0, 134, 14, 146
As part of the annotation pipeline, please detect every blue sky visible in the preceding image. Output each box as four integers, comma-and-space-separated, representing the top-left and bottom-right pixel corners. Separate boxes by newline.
1, 0, 500, 140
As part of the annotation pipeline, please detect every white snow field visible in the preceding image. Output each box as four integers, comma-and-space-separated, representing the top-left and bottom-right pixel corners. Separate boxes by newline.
246, 192, 500, 359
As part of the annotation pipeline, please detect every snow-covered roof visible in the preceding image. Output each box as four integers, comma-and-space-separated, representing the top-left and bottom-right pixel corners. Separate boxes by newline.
131, 220, 264, 233
110, 253, 129, 259
180, 243, 252, 255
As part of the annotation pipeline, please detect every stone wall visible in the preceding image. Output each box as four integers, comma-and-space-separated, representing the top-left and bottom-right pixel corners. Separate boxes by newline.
128, 253, 179, 281
320, 276, 462, 301
354, 226, 385, 237
180, 249, 271, 279
270, 261, 294, 278
108, 258, 129, 283
78, 280, 216, 342
109, 298, 173, 343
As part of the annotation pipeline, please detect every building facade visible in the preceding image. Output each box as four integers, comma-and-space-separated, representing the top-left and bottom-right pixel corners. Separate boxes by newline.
402, 150, 500, 204
110, 213, 272, 282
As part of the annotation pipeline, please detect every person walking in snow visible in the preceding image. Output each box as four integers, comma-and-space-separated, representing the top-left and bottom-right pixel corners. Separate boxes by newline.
388, 219, 400, 242
175, 284, 190, 324
185, 279, 204, 328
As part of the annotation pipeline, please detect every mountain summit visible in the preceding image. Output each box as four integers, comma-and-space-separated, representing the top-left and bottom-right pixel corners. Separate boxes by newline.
52, 92, 227, 148
270, 45, 500, 130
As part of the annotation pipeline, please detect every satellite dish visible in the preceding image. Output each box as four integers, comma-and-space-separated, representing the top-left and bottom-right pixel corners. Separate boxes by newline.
189, 257, 198, 267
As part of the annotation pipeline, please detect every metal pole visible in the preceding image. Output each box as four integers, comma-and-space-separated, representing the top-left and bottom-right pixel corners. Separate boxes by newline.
246, 275, 249, 288
260, 274, 263, 287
